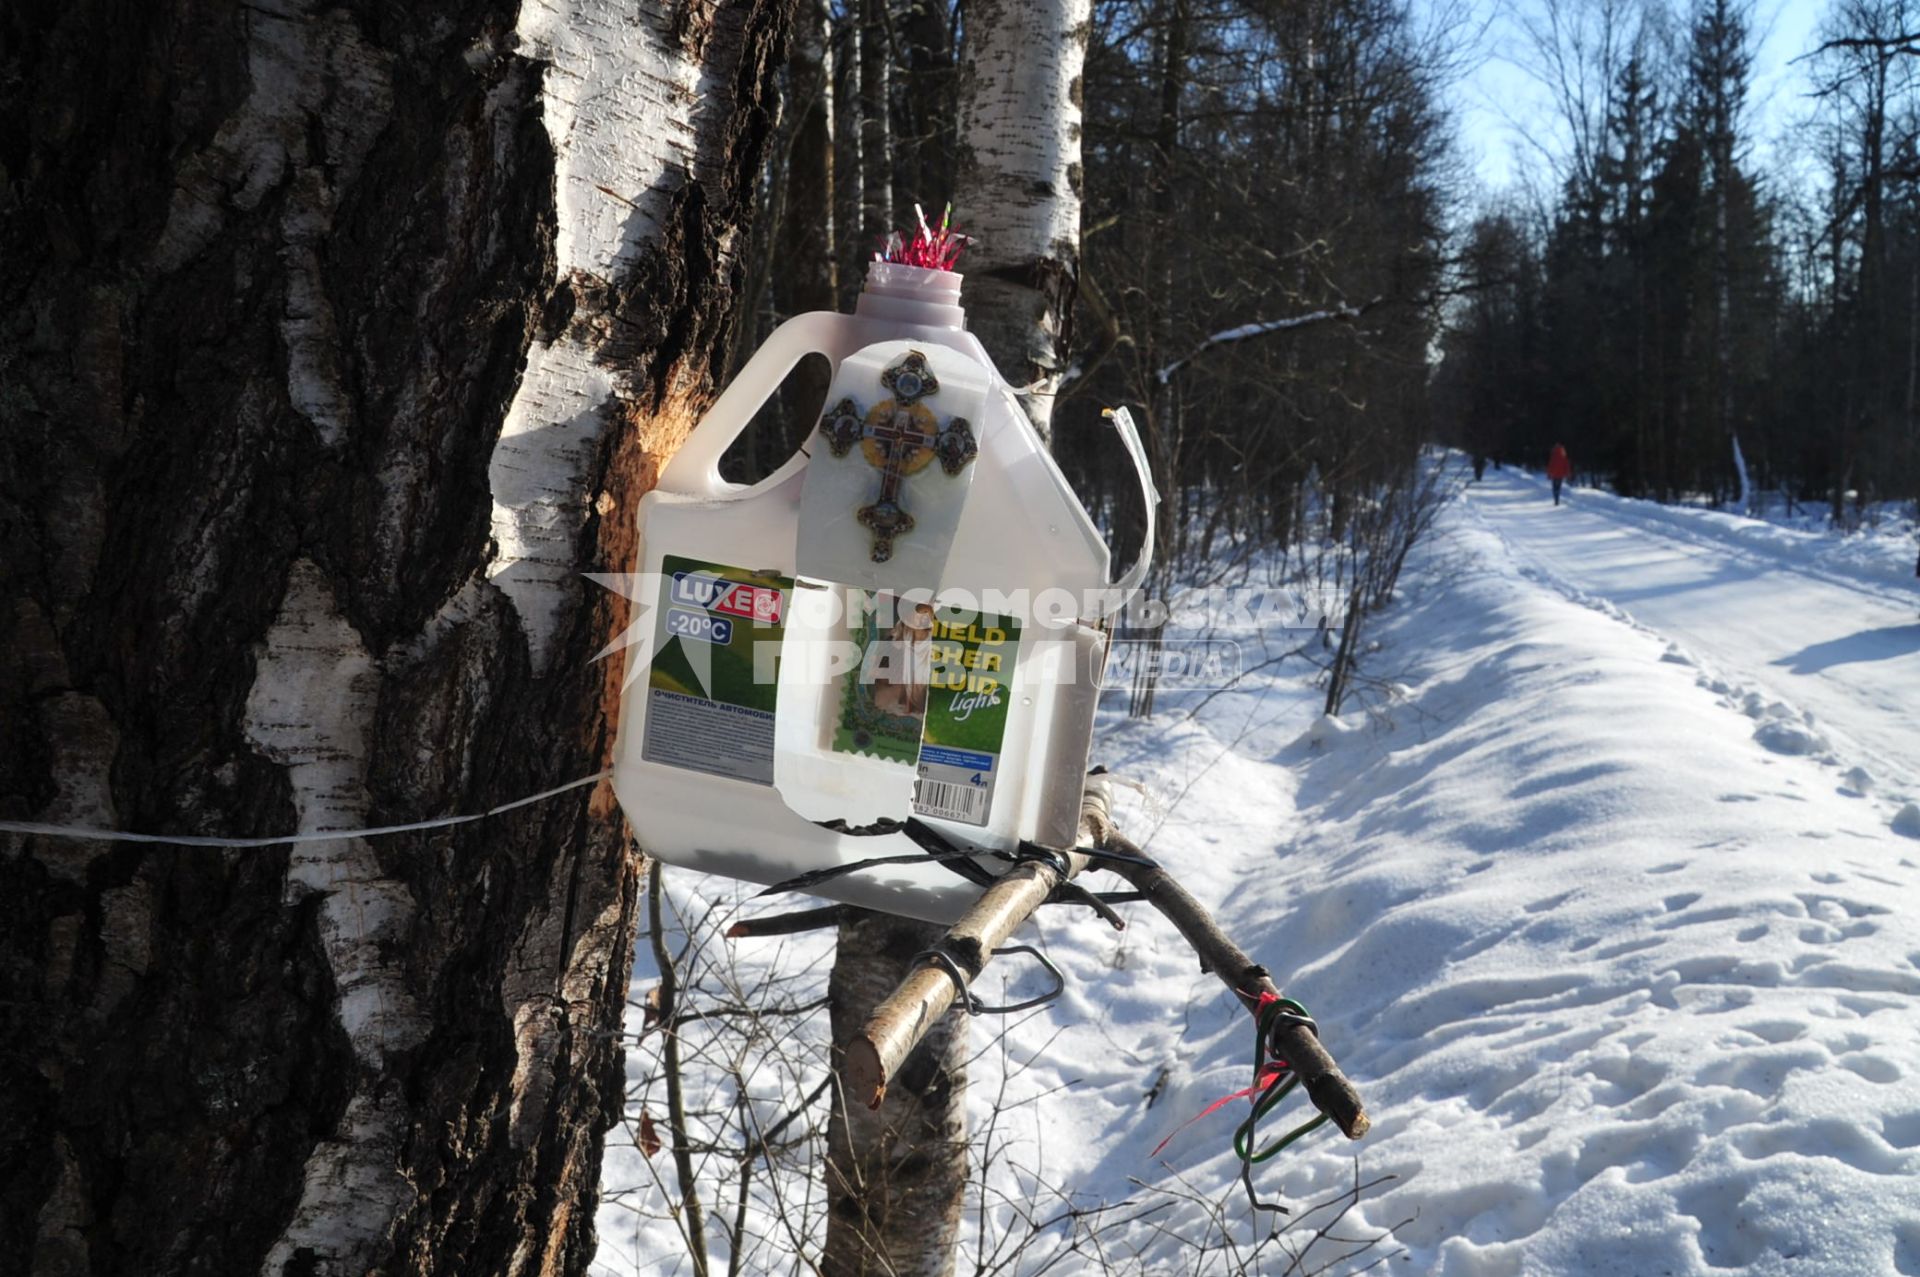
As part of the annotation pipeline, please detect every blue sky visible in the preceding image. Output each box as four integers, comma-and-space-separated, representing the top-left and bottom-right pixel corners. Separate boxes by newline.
1443, 0, 1828, 198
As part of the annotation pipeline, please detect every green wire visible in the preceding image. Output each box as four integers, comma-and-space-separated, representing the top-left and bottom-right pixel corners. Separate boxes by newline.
1232, 998, 1331, 1163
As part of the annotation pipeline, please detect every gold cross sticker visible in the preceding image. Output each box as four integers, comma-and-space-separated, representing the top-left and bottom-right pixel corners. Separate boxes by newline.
817, 350, 978, 562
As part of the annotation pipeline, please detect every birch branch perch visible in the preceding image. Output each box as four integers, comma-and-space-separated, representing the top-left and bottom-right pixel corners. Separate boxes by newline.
841, 778, 1112, 1109
1085, 813, 1371, 1141
842, 776, 1372, 1143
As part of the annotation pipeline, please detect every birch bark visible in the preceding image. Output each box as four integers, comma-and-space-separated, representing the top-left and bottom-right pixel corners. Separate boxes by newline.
0, 1, 787, 1272
816, 10, 1093, 1271
822, 910, 968, 1277
955, 0, 1093, 444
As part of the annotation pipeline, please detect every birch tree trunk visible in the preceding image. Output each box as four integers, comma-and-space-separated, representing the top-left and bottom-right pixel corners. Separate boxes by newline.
837, 6, 869, 305
0, 1, 787, 1273
822, 910, 968, 1277
954, 0, 1092, 444
817, 8, 1094, 1270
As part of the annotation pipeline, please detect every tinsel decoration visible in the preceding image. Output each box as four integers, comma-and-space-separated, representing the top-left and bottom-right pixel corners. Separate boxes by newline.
876, 203, 972, 270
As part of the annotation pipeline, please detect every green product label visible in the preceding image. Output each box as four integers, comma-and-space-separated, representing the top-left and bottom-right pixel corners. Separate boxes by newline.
825, 593, 1020, 826
913, 606, 1020, 827
642, 555, 790, 785
917, 610, 1019, 753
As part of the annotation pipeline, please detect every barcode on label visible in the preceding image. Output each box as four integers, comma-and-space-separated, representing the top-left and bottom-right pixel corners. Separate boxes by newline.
914, 777, 990, 825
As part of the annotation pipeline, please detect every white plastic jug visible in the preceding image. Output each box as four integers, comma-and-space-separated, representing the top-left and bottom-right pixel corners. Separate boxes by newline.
610, 262, 1153, 923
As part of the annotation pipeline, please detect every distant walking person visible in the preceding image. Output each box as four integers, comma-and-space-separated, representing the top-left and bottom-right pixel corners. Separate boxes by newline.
1472, 453, 1487, 482
1547, 443, 1572, 506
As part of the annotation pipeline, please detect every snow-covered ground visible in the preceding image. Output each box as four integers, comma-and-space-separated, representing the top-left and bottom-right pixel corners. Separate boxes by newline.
1480, 471, 1920, 809
599, 466, 1920, 1275
1596, 486, 1917, 594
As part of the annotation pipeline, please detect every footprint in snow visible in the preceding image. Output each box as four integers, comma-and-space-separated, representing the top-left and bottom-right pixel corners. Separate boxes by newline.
1839, 1053, 1903, 1085
1882, 1111, 1920, 1150
1753, 717, 1831, 757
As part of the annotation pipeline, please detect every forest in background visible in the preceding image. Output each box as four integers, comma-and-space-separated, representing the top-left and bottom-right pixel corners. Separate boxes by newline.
1438, 0, 1920, 518
725, 0, 1920, 541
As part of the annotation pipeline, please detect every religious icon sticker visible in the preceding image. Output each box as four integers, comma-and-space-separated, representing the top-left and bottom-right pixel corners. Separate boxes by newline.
795, 340, 990, 596
816, 350, 979, 563
642, 556, 791, 785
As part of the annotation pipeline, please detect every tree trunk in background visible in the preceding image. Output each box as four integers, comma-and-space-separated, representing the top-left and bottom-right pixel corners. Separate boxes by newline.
777, 0, 840, 447
822, 910, 968, 1277
837, 7, 868, 306
0, 1, 787, 1273
824, 11, 970, 1269
955, 0, 1091, 444
898, 0, 961, 206
859, 0, 896, 250
783, 0, 840, 320
1695, 0, 1747, 509
1127, 0, 1189, 719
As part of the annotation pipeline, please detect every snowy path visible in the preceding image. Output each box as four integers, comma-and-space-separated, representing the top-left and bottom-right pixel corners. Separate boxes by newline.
1467, 471, 1920, 810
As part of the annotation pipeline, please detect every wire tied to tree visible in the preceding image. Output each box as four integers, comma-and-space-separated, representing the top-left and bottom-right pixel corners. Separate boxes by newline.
764, 811, 1158, 929
915, 943, 1065, 1015
1236, 994, 1329, 1165
0, 771, 611, 848
1148, 992, 1329, 1177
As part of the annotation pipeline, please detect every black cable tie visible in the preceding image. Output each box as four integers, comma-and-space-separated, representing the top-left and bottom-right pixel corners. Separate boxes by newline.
756, 848, 986, 897
902, 818, 1000, 887
913, 944, 1067, 1015
1011, 840, 1074, 877
1078, 843, 1162, 871
816, 816, 908, 838
1047, 879, 1128, 930
916, 947, 984, 1015
791, 810, 1154, 906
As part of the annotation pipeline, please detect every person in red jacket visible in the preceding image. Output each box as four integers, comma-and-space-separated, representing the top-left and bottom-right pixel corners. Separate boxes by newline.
1547, 443, 1572, 505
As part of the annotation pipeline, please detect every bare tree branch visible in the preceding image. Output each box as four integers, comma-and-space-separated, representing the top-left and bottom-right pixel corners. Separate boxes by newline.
1155, 299, 1382, 385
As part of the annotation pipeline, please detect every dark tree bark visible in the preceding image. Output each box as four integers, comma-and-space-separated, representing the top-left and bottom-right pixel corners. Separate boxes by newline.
858, 0, 896, 249
773, 0, 839, 462
782, 0, 840, 320
0, 1, 789, 1273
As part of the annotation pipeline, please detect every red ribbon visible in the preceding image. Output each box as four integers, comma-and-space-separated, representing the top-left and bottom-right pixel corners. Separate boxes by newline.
1150, 992, 1287, 1158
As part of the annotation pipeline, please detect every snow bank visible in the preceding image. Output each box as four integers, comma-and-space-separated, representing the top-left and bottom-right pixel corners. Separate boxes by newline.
1517, 468, 1918, 595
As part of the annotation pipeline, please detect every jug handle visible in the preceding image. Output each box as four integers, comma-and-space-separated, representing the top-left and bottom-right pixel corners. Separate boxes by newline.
658, 313, 856, 498
1103, 406, 1159, 600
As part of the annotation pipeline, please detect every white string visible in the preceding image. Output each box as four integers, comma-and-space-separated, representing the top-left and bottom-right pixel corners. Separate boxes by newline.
0, 770, 612, 848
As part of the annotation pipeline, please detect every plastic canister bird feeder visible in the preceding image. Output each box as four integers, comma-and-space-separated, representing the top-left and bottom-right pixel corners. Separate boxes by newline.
611, 227, 1155, 923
